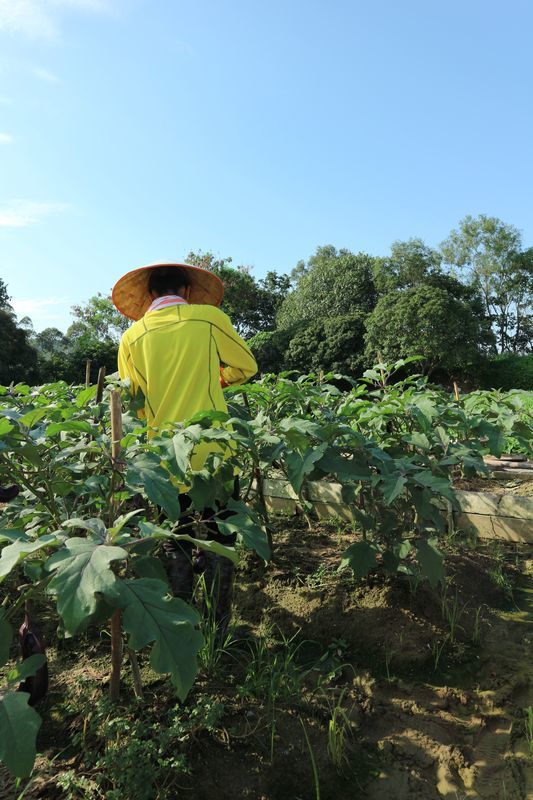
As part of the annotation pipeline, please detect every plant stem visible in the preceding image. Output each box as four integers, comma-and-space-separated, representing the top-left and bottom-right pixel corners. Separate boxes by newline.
127, 648, 144, 699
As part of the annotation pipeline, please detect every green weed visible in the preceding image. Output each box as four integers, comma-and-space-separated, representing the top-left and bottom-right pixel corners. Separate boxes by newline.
300, 718, 321, 800
195, 573, 236, 675
324, 688, 353, 771
432, 636, 449, 672
440, 583, 466, 643
239, 627, 306, 705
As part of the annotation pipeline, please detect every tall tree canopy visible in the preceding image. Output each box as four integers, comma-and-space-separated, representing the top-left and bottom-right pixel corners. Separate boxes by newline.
277, 246, 378, 329
0, 278, 12, 310
440, 215, 532, 353
68, 293, 130, 343
373, 238, 442, 293
365, 283, 494, 375
0, 310, 39, 384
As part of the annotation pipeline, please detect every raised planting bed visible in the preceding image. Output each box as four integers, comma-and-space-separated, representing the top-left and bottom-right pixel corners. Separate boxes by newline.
261, 478, 533, 544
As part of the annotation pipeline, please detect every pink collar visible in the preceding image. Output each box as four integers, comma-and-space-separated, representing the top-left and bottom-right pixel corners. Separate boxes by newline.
148, 295, 188, 312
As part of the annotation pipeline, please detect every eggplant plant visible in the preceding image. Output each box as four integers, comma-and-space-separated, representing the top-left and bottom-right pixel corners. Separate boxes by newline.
0, 381, 269, 777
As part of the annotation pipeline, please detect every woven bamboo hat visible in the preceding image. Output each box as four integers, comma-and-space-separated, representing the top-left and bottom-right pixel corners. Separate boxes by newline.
112, 262, 225, 321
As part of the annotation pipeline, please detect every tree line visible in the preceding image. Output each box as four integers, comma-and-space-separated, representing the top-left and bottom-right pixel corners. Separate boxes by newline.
1, 215, 532, 389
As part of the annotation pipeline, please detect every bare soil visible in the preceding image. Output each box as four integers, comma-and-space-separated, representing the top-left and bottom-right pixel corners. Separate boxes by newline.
453, 477, 533, 496
1, 520, 532, 800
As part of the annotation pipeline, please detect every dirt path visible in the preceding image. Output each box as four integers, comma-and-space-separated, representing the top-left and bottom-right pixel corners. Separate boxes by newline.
361, 573, 533, 799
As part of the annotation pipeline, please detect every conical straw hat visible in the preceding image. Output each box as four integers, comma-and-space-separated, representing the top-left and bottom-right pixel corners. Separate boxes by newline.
112, 262, 224, 321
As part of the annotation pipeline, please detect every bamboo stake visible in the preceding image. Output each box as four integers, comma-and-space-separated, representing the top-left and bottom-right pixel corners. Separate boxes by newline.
109, 390, 123, 702
96, 366, 106, 404
85, 359, 92, 388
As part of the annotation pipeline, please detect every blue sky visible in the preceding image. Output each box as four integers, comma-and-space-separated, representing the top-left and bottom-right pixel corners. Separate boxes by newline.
1, 0, 532, 332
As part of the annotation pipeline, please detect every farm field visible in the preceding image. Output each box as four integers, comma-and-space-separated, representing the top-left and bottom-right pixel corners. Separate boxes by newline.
0, 365, 532, 799
1, 520, 532, 800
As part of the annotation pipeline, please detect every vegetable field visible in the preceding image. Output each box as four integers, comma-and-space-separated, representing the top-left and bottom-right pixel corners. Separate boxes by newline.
1, 362, 532, 800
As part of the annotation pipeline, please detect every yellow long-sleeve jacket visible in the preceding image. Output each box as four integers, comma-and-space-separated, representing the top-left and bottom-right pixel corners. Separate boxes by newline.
118, 304, 257, 464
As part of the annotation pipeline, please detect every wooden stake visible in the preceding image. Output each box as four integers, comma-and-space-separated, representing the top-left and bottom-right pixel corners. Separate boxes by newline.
96, 366, 106, 404
109, 609, 122, 702
453, 382, 460, 402
110, 390, 123, 462
109, 389, 124, 702
85, 359, 92, 388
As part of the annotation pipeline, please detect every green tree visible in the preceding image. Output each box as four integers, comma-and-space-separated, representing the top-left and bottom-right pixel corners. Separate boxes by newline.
277, 247, 378, 329
186, 251, 289, 337
68, 293, 130, 343
0, 309, 39, 385
440, 215, 532, 353
285, 313, 367, 376
373, 238, 442, 293
248, 329, 293, 374
365, 284, 494, 376
0, 278, 11, 310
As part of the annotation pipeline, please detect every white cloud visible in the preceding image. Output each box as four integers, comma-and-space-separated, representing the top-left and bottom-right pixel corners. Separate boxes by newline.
0, 132, 12, 144
12, 296, 67, 317
12, 296, 69, 330
32, 67, 60, 83
0, 0, 57, 39
0, 0, 113, 41
0, 200, 70, 227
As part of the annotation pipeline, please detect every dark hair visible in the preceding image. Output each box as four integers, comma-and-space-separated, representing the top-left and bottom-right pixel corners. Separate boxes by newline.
148, 267, 190, 297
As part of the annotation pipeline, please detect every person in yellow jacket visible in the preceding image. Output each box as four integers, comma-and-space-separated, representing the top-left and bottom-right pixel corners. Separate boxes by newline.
112, 262, 258, 635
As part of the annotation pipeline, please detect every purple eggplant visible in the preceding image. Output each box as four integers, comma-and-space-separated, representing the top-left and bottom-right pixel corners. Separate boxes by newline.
0, 484, 20, 503
18, 611, 48, 705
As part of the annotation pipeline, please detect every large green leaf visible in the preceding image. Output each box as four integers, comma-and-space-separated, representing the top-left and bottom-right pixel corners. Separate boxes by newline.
46, 420, 95, 436
0, 535, 61, 581
415, 538, 445, 587
188, 471, 220, 511
168, 433, 196, 475
409, 398, 438, 432
106, 578, 203, 701
339, 540, 379, 579
218, 499, 271, 561
126, 454, 182, 520
402, 433, 431, 451
380, 475, 407, 505
317, 449, 373, 481
132, 555, 170, 584
6, 654, 47, 685
285, 443, 328, 493
62, 518, 107, 539
132, 521, 239, 564
75, 385, 98, 407
19, 408, 50, 429
46, 539, 127, 634
0, 418, 14, 436
412, 472, 455, 501
0, 529, 26, 544
0, 692, 42, 777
